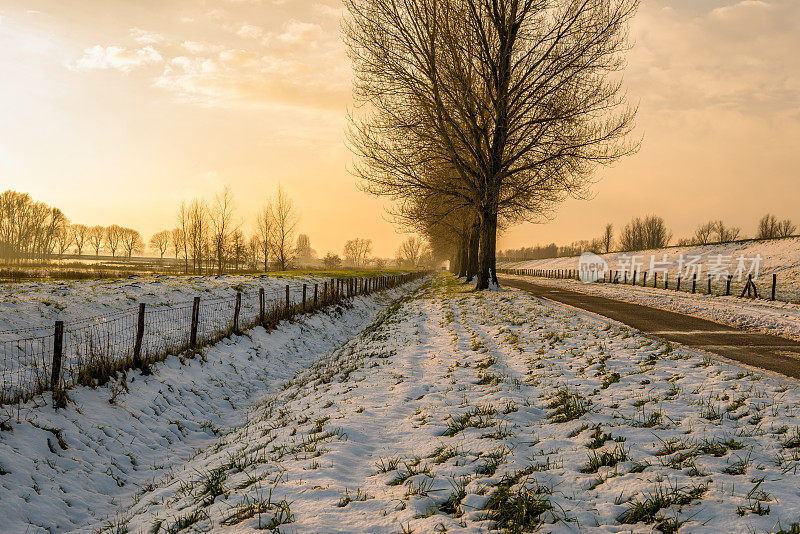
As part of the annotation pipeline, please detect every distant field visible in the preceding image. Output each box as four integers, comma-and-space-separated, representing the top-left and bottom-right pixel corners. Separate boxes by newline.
0, 261, 411, 283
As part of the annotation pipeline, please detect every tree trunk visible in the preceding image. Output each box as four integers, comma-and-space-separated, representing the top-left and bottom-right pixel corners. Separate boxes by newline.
466, 218, 480, 281
457, 234, 468, 278
476, 208, 499, 290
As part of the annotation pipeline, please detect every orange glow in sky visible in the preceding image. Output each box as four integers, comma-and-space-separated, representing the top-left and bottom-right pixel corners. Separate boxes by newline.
1, 1, 798, 256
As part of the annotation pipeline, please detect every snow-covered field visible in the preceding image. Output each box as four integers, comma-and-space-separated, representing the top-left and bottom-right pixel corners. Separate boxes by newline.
0, 274, 335, 334
30, 272, 798, 534
501, 273, 800, 343
0, 283, 419, 533
501, 236, 800, 303
0, 273, 377, 403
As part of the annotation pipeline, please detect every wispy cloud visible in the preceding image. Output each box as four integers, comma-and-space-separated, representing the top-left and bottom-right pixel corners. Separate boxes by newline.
71, 45, 163, 72
130, 28, 164, 45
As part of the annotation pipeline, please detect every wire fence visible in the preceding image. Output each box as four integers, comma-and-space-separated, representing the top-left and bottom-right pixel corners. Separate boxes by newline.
500, 268, 792, 302
0, 273, 423, 406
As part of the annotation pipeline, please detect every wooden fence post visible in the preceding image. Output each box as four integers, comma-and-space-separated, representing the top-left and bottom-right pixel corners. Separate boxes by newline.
707, 276, 712, 295
314, 284, 318, 306
664, 273, 668, 289
772, 274, 777, 301
652, 273, 657, 288
285, 285, 290, 317
133, 303, 146, 369
259, 288, 265, 326
677, 275, 681, 291
51, 321, 64, 393
324, 281, 328, 303
726, 275, 732, 296
302, 284, 307, 311
692, 274, 697, 294
233, 291, 241, 334
190, 297, 200, 350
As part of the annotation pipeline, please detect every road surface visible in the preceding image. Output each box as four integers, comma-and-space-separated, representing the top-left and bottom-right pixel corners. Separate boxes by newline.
501, 276, 800, 380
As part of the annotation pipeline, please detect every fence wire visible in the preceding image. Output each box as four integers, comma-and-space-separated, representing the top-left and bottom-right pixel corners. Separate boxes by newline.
0, 274, 420, 405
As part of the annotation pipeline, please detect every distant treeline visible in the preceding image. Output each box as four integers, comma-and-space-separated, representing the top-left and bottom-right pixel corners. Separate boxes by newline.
500, 214, 797, 261
1, 188, 432, 275
0, 190, 145, 263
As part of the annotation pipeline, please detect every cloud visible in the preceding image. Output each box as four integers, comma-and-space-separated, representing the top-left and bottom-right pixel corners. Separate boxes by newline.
710, 1, 771, 20
236, 24, 265, 39
130, 28, 164, 44
181, 41, 224, 54
72, 45, 163, 72
625, 1, 800, 116
278, 21, 322, 44
153, 48, 348, 110
313, 3, 345, 19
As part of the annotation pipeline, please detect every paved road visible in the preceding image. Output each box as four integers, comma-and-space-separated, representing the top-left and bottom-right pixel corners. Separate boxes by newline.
501, 276, 800, 379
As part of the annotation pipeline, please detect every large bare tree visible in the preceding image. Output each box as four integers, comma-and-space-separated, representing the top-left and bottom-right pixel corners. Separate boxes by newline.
344, 0, 639, 288
88, 225, 104, 257
105, 225, 123, 258
210, 187, 236, 275
121, 228, 144, 258
255, 201, 273, 272
149, 230, 171, 259
54, 220, 73, 258
396, 236, 424, 268
269, 186, 299, 271
343, 238, 372, 268
72, 224, 89, 256
171, 228, 185, 263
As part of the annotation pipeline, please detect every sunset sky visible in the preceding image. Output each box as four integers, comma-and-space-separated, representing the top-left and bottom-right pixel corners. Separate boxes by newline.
0, 0, 798, 257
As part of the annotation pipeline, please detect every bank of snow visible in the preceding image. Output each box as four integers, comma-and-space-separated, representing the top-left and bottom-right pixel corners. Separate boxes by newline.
502, 236, 800, 303
109, 274, 800, 534
0, 285, 415, 533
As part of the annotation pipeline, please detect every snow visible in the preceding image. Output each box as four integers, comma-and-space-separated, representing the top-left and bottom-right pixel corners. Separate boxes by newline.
27, 273, 798, 534
501, 236, 800, 303
0, 274, 359, 401
0, 283, 418, 533
501, 273, 800, 342
0, 274, 333, 335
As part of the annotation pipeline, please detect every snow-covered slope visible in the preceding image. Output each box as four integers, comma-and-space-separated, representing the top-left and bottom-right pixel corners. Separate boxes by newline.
0, 285, 418, 533
501, 236, 800, 303
80, 274, 800, 534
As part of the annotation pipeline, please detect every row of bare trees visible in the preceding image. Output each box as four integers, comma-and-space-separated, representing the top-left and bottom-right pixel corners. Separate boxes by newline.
343, 0, 640, 288
501, 211, 798, 260
0, 190, 147, 262
171, 188, 402, 273
0, 190, 67, 261
756, 214, 796, 240
172, 185, 303, 275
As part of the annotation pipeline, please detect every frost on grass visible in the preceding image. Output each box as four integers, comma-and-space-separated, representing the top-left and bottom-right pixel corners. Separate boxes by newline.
8, 273, 800, 533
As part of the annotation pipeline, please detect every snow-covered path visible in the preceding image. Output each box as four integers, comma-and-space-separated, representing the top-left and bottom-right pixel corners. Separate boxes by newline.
0, 286, 415, 533
103, 274, 800, 534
